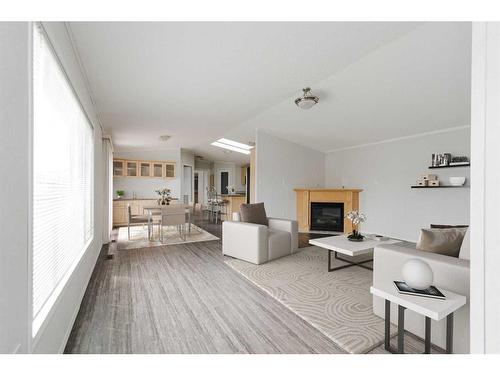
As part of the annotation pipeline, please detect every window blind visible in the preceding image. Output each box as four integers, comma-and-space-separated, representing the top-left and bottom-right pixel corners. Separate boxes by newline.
32, 24, 94, 334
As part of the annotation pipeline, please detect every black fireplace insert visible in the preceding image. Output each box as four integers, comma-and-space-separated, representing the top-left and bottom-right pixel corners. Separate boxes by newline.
310, 202, 344, 232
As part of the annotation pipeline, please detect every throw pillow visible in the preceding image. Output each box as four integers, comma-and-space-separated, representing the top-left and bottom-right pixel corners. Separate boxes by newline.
430, 224, 469, 229
459, 228, 470, 260
416, 228, 467, 257
239, 202, 268, 226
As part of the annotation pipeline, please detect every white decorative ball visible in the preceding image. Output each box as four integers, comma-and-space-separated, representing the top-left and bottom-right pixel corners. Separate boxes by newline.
401, 259, 434, 290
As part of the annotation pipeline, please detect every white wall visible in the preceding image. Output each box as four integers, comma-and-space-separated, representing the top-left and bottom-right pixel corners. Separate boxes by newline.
255, 130, 325, 219
0, 22, 107, 353
0, 22, 31, 354
113, 149, 181, 199
325, 127, 471, 242
470, 22, 500, 354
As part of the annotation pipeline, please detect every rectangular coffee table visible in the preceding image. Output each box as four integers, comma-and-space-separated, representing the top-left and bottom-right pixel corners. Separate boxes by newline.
309, 234, 401, 272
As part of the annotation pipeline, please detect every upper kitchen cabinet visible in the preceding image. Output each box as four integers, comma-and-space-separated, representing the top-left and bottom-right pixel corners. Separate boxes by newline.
113, 160, 125, 177
140, 162, 151, 177
126, 161, 138, 177
165, 163, 175, 178
113, 158, 176, 179
152, 162, 163, 177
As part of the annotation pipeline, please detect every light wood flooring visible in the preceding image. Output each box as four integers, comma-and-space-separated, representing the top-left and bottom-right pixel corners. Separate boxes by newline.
64, 215, 440, 354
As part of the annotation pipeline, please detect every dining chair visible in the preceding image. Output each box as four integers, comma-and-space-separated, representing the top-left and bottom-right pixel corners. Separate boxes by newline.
127, 204, 149, 240
159, 204, 187, 242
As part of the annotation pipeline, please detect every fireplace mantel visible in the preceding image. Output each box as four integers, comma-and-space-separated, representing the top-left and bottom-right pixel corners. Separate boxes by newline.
294, 188, 363, 233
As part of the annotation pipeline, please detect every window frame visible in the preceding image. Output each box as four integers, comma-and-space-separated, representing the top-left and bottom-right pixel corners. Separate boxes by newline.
30, 22, 95, 345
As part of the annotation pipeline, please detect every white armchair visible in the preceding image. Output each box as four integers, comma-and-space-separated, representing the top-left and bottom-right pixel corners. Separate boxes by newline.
222, 215, 298, 265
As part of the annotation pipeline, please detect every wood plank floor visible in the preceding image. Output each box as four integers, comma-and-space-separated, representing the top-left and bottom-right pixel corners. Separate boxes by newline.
65, 215, 437, 354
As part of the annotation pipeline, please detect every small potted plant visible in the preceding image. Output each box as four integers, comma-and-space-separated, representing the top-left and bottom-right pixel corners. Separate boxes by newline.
155, 188, 171, 205
346, 210, 366, 241
116, 190, 125, 199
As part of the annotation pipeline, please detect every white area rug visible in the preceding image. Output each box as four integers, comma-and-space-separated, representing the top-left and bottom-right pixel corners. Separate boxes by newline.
225, 246, 396, 354
118, 224, 219, 250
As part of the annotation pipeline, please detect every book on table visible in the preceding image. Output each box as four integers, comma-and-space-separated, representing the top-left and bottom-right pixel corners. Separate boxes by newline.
393, 281, 446, 300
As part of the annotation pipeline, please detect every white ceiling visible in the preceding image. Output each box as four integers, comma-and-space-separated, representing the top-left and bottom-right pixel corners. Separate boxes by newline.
225, 22, 472, 152
68, 22, 426, 162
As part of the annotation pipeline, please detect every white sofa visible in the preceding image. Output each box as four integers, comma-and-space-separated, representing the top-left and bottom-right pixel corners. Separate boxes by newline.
372, 238, 470, 353
222, 214, 298, 264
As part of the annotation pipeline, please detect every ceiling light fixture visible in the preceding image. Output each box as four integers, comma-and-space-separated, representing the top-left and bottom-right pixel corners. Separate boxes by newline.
295, 87, 319, 109
159, 135, 171, 141
211, 138, 253, 155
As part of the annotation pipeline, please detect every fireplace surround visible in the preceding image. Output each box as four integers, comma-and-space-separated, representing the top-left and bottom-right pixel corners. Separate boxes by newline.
294, 188, 362, 233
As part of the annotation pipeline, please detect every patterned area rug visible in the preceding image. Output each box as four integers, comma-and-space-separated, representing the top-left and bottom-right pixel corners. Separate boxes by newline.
225, 246, 396, 354
117, 224, 219, 250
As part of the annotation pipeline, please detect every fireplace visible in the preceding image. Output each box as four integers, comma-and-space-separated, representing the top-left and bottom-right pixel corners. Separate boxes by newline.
310, 202, 344, 232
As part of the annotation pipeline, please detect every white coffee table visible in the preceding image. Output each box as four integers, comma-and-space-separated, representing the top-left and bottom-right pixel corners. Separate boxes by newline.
309, 234, 401, 272
371, 281, 466, 354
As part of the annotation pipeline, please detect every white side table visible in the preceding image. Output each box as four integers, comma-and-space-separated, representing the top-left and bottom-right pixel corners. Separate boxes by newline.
370, 281, 466, 354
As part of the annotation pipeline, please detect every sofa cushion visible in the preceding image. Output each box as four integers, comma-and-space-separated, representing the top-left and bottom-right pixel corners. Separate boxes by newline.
267, 229, 291, 260
459, 228, 470, 260
240, 202, 268, 226
416, 228, 467, 257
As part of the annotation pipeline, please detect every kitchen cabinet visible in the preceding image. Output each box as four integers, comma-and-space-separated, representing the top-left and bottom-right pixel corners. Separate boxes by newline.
140, 162, 151, 177
113, 160, 125, 177
112, 199, 158, 226
113, 158, 176, 179
126, 161, 138, 176
165, 163, 175, 178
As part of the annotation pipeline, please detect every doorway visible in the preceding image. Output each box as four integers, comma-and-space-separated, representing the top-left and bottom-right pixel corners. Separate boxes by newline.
220, 170, 229, 194
183, 165, 193, 203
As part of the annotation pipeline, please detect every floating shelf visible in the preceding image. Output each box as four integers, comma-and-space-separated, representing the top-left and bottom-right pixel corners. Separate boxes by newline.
411, 185, 469, 189
428, 163, 470, 169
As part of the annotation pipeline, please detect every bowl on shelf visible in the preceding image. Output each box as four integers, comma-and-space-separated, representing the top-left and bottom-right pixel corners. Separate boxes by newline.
449, 176, 466, 186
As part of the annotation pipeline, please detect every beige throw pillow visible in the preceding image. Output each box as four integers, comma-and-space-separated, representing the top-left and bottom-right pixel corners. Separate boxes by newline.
239, 202, 268, 226
416, 228, 467, 257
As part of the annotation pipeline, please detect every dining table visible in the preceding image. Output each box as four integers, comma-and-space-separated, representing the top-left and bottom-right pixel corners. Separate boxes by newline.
143, 203, 193, 240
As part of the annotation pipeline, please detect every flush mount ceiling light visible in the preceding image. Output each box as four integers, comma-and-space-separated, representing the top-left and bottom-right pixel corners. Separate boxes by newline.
295, 87, 319, 109
159, 135, 171, 142
211, 138, 253, 155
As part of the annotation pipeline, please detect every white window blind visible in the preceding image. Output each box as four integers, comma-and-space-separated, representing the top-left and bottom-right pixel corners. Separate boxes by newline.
32, 24, 94, 334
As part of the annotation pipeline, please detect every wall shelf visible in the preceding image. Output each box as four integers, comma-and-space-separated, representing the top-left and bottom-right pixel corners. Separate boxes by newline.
411, 185, 469, 189
428, 163, 470, 169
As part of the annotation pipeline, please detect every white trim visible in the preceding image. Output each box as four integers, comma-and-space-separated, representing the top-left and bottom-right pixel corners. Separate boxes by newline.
63, 22, 105, 134
470, 21, 487, 354
326, 125, 471, 153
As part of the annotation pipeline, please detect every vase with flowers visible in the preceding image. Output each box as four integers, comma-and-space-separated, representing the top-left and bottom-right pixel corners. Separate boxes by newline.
155, 188, 171, 205
346, 210, 366, 241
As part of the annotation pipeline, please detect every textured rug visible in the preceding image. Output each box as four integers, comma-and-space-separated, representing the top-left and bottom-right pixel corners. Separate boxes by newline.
117, 224, 219, 250
225, 246, 396, 354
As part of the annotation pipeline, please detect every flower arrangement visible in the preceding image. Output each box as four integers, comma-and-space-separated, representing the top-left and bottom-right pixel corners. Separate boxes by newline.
155, 188, 171, 205
116, 190, 124, 199
346, 210, 366, 241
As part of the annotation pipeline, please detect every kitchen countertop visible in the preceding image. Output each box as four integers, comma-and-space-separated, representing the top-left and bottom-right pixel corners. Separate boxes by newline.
113, 197, 179, 201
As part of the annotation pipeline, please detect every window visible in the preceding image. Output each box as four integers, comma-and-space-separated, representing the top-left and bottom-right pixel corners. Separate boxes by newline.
32, 24, 94, 335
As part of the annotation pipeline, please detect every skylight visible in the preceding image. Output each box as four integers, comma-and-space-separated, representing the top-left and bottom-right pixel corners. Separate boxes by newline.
211, 138, 253, 154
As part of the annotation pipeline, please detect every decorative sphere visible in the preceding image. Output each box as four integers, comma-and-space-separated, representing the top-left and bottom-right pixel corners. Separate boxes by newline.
401, 259, 434, 290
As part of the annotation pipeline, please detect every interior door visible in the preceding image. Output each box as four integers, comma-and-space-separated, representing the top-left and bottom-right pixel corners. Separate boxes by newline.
220, 171, 229, 195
